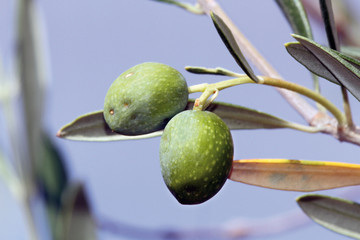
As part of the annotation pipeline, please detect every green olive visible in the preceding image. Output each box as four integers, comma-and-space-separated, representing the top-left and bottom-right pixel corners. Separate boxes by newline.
103, 62, 188, 135
160, 110, 233, 204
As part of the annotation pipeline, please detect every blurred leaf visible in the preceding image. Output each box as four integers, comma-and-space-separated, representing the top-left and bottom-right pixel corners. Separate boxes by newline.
152, 0, 204, 14
319, 0, 339, 50
60, 182, 97, 240
36, 133, 68, 208
275, 0, 313, 38
286, 42, 339, 84
35, 132, 69, 237
297, 194, 360, 239
229, 159, 360, 191
341, 46, 360, 60
210, 12, 260, 83
289, 34, 360, 101
17, 0, 50, 192
57, 100, 319, 141
0, 151, 21, 197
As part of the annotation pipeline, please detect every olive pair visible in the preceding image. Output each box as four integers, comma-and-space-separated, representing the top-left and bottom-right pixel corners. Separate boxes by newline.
104, 62, 233, 204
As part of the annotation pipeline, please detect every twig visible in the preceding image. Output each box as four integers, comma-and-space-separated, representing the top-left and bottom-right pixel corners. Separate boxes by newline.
196, 0, 319, 124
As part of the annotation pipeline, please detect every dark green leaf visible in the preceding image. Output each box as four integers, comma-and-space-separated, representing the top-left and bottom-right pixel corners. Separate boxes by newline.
57, 100, 318, 141
297, 194, 360, 239
320, 0, 339, 50
286, 42, 339, 84
210, 12, 259, 83
291, 34, 360, 101
60, 182, 97, 240
36, 133, 68, 208
275, 0, 313, 38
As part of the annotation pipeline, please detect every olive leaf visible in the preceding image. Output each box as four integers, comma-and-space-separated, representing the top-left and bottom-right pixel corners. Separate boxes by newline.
287, 34, 360, 101
286, 42, 360, 83
286, 42, 339, 84
297, 194, 360, 239
319, 0, 339, 50
59, 182, 97, 240
36, 133, 68, 208
56, 110, 163, 142
57, 100, 319, 142
275, 0, 313, 38
210, 12, 260, 83
229, 159, 360, 191
185, 66, 240, 77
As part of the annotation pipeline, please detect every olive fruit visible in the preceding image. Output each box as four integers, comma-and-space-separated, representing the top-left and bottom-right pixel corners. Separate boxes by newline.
104, 62, 188, 135
160, 110, 234, 204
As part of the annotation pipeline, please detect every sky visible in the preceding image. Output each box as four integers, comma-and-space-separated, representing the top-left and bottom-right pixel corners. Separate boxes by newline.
1, 1, 360, 240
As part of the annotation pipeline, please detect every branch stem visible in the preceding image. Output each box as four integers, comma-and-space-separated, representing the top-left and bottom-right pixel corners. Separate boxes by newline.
188, 75, 346, 126
196, 0, 319, 122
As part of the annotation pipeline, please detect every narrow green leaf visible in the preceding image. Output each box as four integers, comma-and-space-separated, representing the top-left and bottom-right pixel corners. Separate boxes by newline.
319, 0, 339, 50
185, 66, 240, 77
57, 100, 319, 141
36, 133, 68, 208
334, 51, 360, 71
291, 34, 360, 101
60, 182, 97, 240
210, 12, 259, 83
285, 42, 339, 84
229, 159, 360, 191
297, 194, 360, 239
17, 0, 50, 192
275, 0, 313, 38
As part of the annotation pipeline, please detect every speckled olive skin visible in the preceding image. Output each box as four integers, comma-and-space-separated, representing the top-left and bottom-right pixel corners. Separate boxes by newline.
160, 110, 234, 205
104, 62, 188, 135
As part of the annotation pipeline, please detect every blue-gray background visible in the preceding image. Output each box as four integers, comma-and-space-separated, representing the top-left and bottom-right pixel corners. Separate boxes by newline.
1, 1, 360, 240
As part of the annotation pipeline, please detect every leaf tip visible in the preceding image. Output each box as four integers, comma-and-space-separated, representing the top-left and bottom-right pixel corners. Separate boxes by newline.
56, 128, 65, 138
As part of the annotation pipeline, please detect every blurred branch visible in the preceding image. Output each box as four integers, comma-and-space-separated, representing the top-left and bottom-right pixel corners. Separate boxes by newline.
97, 209, 310, 239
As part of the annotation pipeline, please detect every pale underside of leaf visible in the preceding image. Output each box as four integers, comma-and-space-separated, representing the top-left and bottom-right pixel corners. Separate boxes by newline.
286, 42, 339, 84
286, 42, 360, 83
229, 159, 360, 191
57, 100, 313, 142
297, 194, 360, 239
292, 34, 360, 101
